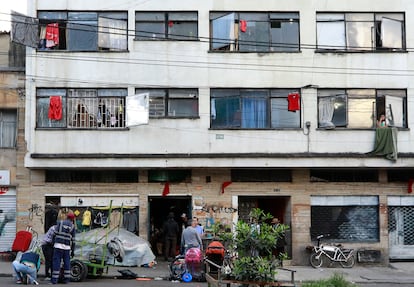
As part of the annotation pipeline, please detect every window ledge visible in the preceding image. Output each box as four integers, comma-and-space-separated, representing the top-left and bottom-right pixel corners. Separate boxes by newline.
315, 49, 407, 54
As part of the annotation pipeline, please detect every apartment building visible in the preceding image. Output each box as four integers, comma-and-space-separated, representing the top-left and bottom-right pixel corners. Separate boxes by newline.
0, 32, 25, 252
15, 0, 414, 264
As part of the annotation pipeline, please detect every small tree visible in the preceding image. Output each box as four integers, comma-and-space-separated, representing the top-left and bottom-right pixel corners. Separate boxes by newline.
231, 208, 289, 282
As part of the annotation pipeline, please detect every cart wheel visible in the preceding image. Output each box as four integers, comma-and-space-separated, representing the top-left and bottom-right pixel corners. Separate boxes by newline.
182, 272, 192, 282
70, 259, 88, 282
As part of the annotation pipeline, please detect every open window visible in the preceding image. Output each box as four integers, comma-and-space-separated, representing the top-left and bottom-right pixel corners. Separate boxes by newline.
38, 11, 128, 51
210, 12, 299, 52
318, 89, 407, 129
135, 89, 199, 118
316, 12, 405, 51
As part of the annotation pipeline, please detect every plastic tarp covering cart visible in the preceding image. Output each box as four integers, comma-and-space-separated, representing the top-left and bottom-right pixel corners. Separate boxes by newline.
74, 227, 155, 266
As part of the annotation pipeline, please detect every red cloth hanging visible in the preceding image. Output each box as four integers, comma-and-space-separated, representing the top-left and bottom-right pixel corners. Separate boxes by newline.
240, 20, 247, 33
45, 23, 59, 46
221, 181, 232, 194
287, 92, 300, 112
408, 179, 413, 193
162, 182, 170, 196
48, 96, 62, 120
168, 21, 174, 27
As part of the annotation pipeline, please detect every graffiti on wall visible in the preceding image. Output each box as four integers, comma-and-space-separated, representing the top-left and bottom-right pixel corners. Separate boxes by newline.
0, 210, 15, 235
192, 196, 237, 230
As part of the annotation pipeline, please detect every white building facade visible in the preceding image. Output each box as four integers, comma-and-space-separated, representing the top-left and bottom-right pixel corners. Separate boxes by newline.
19, 0, 414, 264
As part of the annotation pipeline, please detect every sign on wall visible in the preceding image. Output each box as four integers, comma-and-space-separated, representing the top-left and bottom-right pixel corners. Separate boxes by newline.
0, 170, 10, 185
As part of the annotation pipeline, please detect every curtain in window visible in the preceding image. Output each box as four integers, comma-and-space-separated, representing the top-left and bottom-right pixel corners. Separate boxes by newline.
212, 13, 235, 49
242, 97, 267, 128
98, 17, 127, 50
318, 97, 335, 128
0, 112, 16, 148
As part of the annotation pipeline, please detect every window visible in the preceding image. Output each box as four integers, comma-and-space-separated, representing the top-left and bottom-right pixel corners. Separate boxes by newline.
211, 89, 300, 129
135, 89, 198, 118
210, 12, 299, 52
0, 110, 17, 148
135, 12, 198, 40
311, 196, 379, 242
316, 12, 405, 51
310, 169, 378, 182
148, 169, 191, 183
38, 11, 128, 51
36, 88, 127, 129
231, 169, 292, 182
317, 89, 406, 129
46, 170, 139, 183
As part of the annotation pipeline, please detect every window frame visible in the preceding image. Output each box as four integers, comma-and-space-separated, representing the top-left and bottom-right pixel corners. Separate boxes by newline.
37, 11, 128, 51
211, 88, 301, 129
135, 88, 199, 119
0, 109, 17, 148
135, 11, 198, 41
317, 89, 407, 129
36, 88, 127, 129
316, 12, 406, 52
210, 11, 300, 52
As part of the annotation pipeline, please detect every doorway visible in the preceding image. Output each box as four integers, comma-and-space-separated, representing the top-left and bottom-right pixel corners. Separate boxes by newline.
148, 196, 192, 257
238, 196, 292, 257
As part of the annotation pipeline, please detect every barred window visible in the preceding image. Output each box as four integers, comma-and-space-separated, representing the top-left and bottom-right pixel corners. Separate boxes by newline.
135, 88, 198, 118
36, 88, 127, 129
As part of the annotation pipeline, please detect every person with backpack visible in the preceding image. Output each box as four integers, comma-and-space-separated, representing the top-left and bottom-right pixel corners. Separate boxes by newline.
51, 212, 76, 284
12, 251, 40, 284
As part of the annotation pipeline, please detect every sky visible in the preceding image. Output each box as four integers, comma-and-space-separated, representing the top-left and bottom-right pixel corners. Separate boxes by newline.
0, 0, 27, 32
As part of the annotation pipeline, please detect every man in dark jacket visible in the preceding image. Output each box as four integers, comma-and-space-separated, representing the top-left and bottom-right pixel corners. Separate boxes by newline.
51, 212, 75, 284
162, 212, 179, 261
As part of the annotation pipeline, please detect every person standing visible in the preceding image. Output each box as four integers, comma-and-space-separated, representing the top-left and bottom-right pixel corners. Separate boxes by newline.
51, 212, 75, 284
41, 224, 56, 280
162, 212, 179, 261
193, 217, 204, 237
181, 219, 203, 254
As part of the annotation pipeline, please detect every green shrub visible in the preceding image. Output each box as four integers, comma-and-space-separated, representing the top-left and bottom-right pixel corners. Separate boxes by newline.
301, 273, 359, 287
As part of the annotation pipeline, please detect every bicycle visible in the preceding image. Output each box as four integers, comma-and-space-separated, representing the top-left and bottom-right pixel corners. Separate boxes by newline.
309, 234, 355, 268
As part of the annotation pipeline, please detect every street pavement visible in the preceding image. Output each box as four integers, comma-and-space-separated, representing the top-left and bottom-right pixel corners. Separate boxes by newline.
0, 257, 413, 286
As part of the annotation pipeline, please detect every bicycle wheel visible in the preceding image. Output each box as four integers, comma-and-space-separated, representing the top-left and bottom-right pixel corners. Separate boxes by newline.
340, 254, 355, 268
310, 252, 323, 268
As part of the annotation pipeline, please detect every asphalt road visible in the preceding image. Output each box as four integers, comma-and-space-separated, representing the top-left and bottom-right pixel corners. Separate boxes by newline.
0, 277, 208, 287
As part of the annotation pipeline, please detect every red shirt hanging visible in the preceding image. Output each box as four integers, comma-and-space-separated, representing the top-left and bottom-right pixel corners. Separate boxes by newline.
240, 20, 247, 33
48, 96, 62, 120
45, 23, 59, 46
287, 92, 300, 112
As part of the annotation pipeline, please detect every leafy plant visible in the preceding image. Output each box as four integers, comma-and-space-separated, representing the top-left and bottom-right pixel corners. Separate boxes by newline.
230, 208, 289, 282
301, 273, 359, 287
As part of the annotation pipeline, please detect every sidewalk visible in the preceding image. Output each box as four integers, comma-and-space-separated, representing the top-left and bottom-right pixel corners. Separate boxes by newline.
1, 257, 413, 285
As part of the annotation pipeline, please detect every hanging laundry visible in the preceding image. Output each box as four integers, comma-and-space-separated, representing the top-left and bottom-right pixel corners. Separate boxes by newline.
82, 209, 92, 226
287, 92, 300, 112
45, 23, 59, 47
240, 20, 247, 32
48, 96, 62, 120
